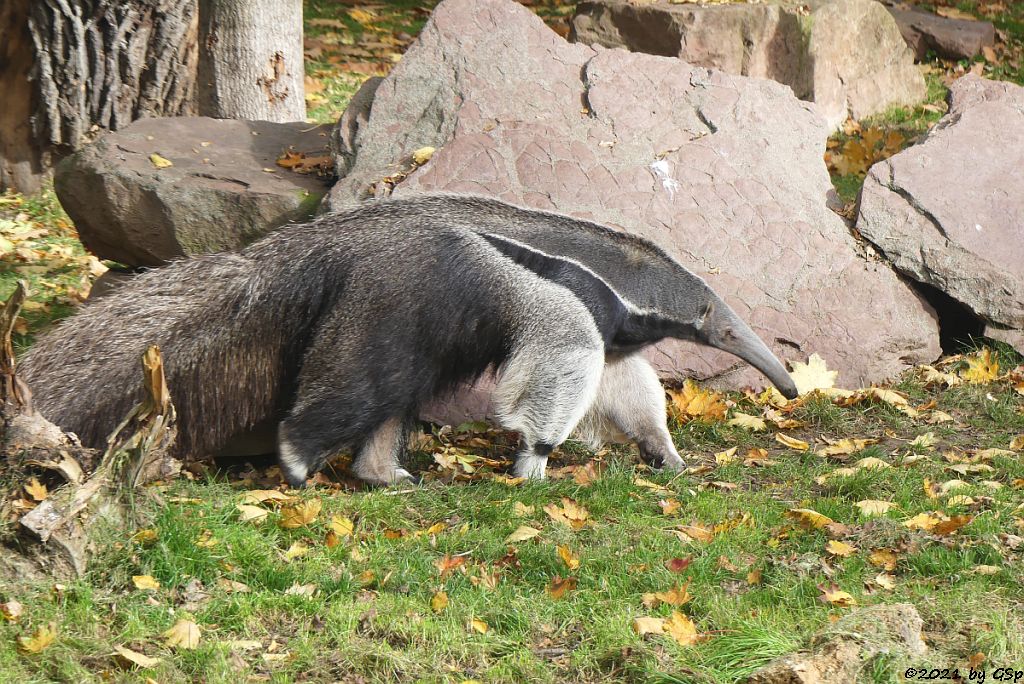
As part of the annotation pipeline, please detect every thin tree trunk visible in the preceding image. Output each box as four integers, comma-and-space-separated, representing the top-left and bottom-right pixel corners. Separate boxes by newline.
197, 0, 306, 122
28, 0, 199, 150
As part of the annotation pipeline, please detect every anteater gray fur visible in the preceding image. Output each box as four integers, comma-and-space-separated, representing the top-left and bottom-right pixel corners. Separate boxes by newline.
18, 194, 798, 486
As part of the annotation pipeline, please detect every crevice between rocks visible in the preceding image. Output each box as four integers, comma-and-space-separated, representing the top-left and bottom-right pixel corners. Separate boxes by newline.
910, 279, 985, 354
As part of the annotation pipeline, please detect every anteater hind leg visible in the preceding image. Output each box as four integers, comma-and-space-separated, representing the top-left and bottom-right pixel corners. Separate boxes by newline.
574, 354, 684, 470
493, 344, 606, 480
350, 416, 413, 486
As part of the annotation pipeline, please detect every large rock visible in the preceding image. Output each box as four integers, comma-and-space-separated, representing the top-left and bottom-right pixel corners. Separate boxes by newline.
885, 3, 996, 61
55, 117, 332, 267
570, 0, 926, 130
857, 75, 1024, 351
326, 0, 939, 419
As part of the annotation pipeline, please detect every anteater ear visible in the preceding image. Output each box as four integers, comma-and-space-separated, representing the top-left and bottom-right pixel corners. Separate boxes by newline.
696, 299, 714, 328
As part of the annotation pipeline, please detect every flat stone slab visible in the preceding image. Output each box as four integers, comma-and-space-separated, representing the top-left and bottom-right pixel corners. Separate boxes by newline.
570, 0, 926, 130
326, 0, 940, 415
55, 117, 332, 267
858, 75, 1024, 349
885, 3, 995, 61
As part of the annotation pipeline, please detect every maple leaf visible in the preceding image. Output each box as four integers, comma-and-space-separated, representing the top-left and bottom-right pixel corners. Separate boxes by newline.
788, 354, 837, 395
162, 619, 201, 649
643, 582, 693, 609
330, 515, 354, 537
869, 548, 898, 571
557, 545, 580, 570
632, 616, 665, 637
667, 380, 728, 421
904, 512, 942, 532
431, 591, 448, 613
17, 623, 56, 654
434, 554, 468, 577
855, 500, 895, 517
237, 504, 269, 523
24, 477, 47, 502
659, 498, 681, 515
818, 584, 857, 607
132, 575, 160, 591
825, 540, 858, 557
786, 508, 833, 530
663, 611, 701, 646
933, 515, 972, 536
543, 498, 590, 530
714, 447, 739, 464
961, 348, 999, 384
874, 573, 896, 590
279, 499, 322, 528
727, 413, 766, 431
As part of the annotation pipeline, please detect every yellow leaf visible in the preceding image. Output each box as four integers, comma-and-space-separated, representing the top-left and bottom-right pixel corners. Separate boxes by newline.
162, 619, 201, 649
634, 477, 670, 493
658, 498, 681, 515
815, 437, 878, 457
132, 575, 160, 591
727, 413, 766, 431
632, 616, 665, 636
663, 611, 700, 646
279, 499, 322, 529
667, 380, 728, 421
961, 348, 999, 384
411, 146, 436, 165
544, 498, 590, 530
283, 541, 309, 562
910, 432, 938, 449
786, 508, 833, 530
643, 582, 693, 608
918, 364, 961, 387
149, 153, 173, 169
513, 502, 535, 516
904, 512, 941, 531
17, 622, 56, 654
743, 448, 775, 466
775, 434, 809, 451
946, 495, 975, 507
1, 600, 23, 622
114, 644, 161, 668
557, 545, 580, 570
972, 565, 1000, 576
545, 575, 577, 600
329, 515, 354, 537
431, 591, 449, 613
714, 447, 738, 464
820, 587, 857, 607
505, 525, 541, 543
1010, 435, 1024, 451
239, 490, 293, 505
24, 477, 47, 502
789, 353, 838, 395
195, 529, 218, 548
854, 457, 891, 470
469, 617, 489, 634
825, 540, 857, 557
874, 573, 896, 590
236, 504, 269, 523
348, 7, 376, 25
855, 500, 895, 517
926, 410, 955, 425
869, 548, 898, 571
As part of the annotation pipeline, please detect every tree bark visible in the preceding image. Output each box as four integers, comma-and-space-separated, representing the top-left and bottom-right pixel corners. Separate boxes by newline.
197, 0, 306, 122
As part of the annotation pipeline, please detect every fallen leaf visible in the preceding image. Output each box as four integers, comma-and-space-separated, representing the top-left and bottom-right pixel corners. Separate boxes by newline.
505, 525, 541, 543
904, 512, 942, 532
874, 573, 896, 590
239, 489, 292, 505
973, 565, 1000, 576
933, 515, 972, 536
24, 477, 47, 502
667, 380, 728, 421
816, 437, 878, 457
132, 575, 160, 591
557, 545, 580, 570
17, 623, 56, 653
854, 457, 891, 470
279, 499, 322, 528
513, 502, 535, 516
411, 146, 435, 165
663, 611, 700, 646
329, 515, 354, 537
543, 498, 590, 530
789, 353, 838, 395
664, 557, 693, 573
727, 413, 766, 431
149, 153, 173, 169
714, 447, 739, 464
434, 554, 468, 577
743, 448, 776, 466
632, 616, 665, 636
431, 591, 448, 613
283, 541, 309, 562
659, 498, 681, 515
825, 540, 858, 557
855, 500, 895, 517
869, 548, 898, 571
469, 617, 489, 634
1010, 435, 1024, 451
786, 508, 834, 530
545, 575, 577, 600
215, 579, 251, 594
910, 432, 938, 449
775, 434, 809, 451
1, 600, 23, 622
676, 523, 716, 543
237, 503, 269, 523
284, 583, 317, 597
961, 348, 999, 384
643, 582, 693, 608
162, 619, 201, 649
818, 584, 857, 607
114, 644, 161, 668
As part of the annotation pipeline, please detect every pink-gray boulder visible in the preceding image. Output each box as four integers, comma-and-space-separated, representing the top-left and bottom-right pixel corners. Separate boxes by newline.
326, 0, 940, 420
885, 2, 995, 61
55, 117, 332, 267
570, 0, 926, 130
857, 75, 1024, 351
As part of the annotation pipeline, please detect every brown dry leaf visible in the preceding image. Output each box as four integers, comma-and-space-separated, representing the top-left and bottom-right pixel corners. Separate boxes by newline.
854, 457, 891, 471
149, 153, 173, 169
633, 616, 665, 637
643, 582, 693, 609
926, 410, 955, 425
1010, 435, 1024, 451
132, 575, 160, 591
775, 434, 809, 451
505, 525, 541, 543
279, 499, 322, 529
240, 489, 293, 506
546, 575, 577, 600
933, 515, 972, 536
788, 353, 838, 395
677, 523, 716, 543
714, 447, 739, 464
17, 623, 56, 654
743, 448, 775, 466
114, 645, 161, 668
665, 556, 693, 573
874, 573, 896, 590
904, 512, 942, 532
910, 432, 938, 449
659, 498, 681, 515
855, 500, 895, 517
825, 540, 858, 557
430, 591, 448, 613
961, 348, 999, 384
573, 461, 605, 485
162, 619, 201, 649
543, 498, 590, 530
237, 504, 270, 523
727, 413, 767, 431
557, 545, 580, 570
869, 548, 898, 571
216, 579, 250, 594
513, 502, 535, 516
434, 554, 468, 577
786, 508, 834, 530
663, 611, 701, 646
667, 380, 728, 421
918, 365, 961, 387
634, 477, 671, 493
969, 652, 986, 668
284, 583, 317, 597
469, 617, 489, 634
24, 477, 48, 502
747, 568, 763, 586
832, 138, 872, 176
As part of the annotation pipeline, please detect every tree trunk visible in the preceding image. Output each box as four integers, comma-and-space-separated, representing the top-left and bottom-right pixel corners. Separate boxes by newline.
0, 0, 51, 193
197, 0, 306, 122
0, 0, 199, 193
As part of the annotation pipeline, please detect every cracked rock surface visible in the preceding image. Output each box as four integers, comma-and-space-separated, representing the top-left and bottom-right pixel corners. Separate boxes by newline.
858, 75, 1024, 351
55, 117, 332, 267
327, 0, 939, 423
